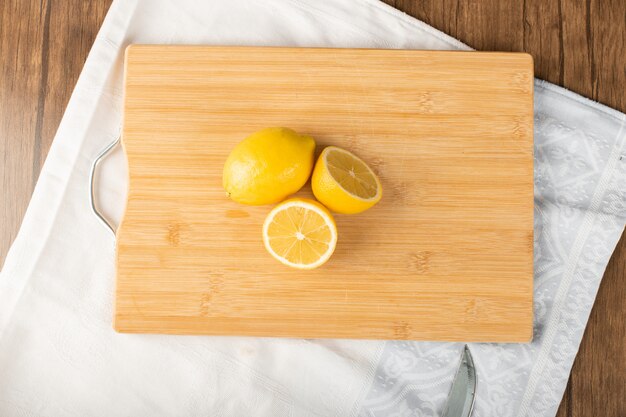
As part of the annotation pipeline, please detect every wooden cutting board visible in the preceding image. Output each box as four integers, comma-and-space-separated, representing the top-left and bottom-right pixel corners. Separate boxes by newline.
117, 45, 534, 342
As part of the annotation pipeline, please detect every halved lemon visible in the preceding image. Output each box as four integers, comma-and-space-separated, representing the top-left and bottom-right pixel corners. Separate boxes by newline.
263, 198, 338, 269
311, 146, 382, 214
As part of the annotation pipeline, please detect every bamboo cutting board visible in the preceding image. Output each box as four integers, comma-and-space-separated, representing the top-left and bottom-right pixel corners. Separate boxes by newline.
117, 45, 534, 342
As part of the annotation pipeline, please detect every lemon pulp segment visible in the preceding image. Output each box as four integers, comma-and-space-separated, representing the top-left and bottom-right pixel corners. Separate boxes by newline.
311, 146, 382, 214
325, 148, 379, 199
263, 198, 337, 269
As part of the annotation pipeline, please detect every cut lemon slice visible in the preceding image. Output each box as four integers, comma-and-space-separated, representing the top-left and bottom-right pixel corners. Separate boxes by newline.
311, 146, 382, 214
263, 198, 338, 269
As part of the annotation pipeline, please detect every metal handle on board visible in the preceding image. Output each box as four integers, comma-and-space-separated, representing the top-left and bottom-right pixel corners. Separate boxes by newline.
89, 136, 121, 234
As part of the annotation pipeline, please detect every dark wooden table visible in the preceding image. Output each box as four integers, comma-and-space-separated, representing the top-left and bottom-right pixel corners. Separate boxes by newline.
1, 1, 624, 415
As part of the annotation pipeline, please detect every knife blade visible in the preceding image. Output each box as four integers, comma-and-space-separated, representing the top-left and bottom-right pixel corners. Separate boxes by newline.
442, 345, 477, 417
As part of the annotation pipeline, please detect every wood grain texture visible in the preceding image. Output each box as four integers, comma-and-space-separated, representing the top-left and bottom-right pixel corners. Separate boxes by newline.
1, 0, 112, 264
386, 2, 626, 415
0, 0, 623, 414
117, 45, 534, 341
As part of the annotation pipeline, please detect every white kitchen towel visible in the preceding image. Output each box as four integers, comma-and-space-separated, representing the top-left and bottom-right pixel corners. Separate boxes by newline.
1, 1, 624, 416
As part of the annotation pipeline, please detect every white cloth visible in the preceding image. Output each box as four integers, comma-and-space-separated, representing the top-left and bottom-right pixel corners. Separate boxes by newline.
1, 1, 625, 416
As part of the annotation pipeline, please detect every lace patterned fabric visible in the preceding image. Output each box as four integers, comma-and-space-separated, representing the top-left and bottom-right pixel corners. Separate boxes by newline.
358, 80, 626, 417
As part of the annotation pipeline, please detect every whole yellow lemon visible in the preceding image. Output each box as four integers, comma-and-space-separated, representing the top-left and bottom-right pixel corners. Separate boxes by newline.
223, 127, 315, 205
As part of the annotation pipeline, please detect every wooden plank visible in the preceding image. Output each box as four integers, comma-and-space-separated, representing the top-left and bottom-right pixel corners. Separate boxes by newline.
0, 0, 48, 263
0, 0, 112, 265
117, 45, 534, 341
